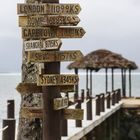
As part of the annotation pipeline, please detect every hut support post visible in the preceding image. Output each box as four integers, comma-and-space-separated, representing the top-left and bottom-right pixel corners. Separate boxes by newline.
121, 69, 125, 97
90, 69, 93, 96
124, 69, 126, 97
105, 68, 108, 93
86, 69, 89, 91
129, 69, 131, 97
74, 68, 79, 102
112, 68, 114, 92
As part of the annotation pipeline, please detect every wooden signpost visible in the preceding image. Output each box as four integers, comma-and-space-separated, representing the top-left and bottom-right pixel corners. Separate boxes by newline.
54, 97, 68, 110
19, 15, 80, 27
17, 0, 85, 139
37, 74, 79, 86
28, 50, 83, 62
24, 38, 62, 51
21, 107, 84, 120
17, 3, 81, 15
16, 83, 75, 94
22, 27, 85, 39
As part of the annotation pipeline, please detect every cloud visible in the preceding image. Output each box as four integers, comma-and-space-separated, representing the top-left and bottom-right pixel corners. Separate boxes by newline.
0, 0, 140, 72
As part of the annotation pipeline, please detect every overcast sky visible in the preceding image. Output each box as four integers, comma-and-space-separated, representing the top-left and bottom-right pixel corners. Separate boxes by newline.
0, 0, 140, 72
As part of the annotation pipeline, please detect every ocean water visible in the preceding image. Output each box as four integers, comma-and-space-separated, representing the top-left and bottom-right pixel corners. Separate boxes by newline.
0, 72, 139, 137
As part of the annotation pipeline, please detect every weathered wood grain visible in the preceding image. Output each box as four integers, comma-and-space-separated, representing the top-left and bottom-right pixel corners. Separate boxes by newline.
21, 107, 84, 120
24, 38, 62, 51
19, 15, 80, 27
37, 74, 79, 86
54, 97, 68, 110
63, 109, 84, 120
17, 3, 81, 15
16, 83, 75, 94
22, 27, 86, 39
28, 50, 83, 63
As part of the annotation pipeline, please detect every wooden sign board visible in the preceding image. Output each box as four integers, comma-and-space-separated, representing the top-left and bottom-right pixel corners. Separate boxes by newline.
19, 15, 80, 27
54, 97, 68, 110
22, 27, 85, 39
24, 38, 62, 51
21, 107, 84, 120
17, 3, 81, 15
21, 107, 43, 119
37, 74, 79, 86
16, 83, 75, 95
28, 50, 83, 63
63, 109, 84, 120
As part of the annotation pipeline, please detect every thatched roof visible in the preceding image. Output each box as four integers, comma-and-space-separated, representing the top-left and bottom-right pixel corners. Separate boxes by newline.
68, 49, 138, 70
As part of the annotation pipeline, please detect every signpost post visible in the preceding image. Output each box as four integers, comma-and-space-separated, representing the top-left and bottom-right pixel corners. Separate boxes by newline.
41, 0, 61, 139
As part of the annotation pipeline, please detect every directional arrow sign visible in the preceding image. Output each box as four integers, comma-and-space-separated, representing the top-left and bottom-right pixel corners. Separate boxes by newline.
21, 107, 84, 120
17, 3, 81, 15
37, 74, 79, 86
28, 50, 83, 63
16, 83, 75, 95
19, 15, 80, 27
24, 38, 62, 51
63, 109, 84, 120
54, 97, 68, 110
22, 27, 85, 39
21, 107, 43, 119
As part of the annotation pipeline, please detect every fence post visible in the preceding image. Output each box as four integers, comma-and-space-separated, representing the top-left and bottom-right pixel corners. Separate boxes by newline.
2, 119, 16, 140
115, 90, 119, 103
112, 92, 115, 106
76, 100, 82, 127
96, 95, 100, 116
100, 93, 105, 112
7, 100, 15, 118
61, 119, 67, 136
106, 92, 111, 109
118, 89, 121, 101
81, 89, 85, 103
86, 96, 92, 120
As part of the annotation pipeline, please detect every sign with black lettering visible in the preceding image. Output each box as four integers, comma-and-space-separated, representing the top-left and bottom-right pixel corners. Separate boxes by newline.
22, 27, 85, 39
37, 74, 79, 86
28, 50, 83, 62
54, 97, 68, 110
19, 15, 80, 27
17, 3, 81, 15
24, 38, 62, 51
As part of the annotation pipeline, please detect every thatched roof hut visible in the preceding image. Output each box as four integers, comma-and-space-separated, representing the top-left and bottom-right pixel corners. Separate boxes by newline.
68, 49, 138, 97
68, 49, 138, 70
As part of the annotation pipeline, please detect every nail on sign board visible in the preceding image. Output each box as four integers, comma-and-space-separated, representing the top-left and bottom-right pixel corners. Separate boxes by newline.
17, 3, 81, 15
28, 50, 83, 62
22, 27, 85, 39
37, 74, 79, 86
19, 15, 80, 27
24, 38, 62, 51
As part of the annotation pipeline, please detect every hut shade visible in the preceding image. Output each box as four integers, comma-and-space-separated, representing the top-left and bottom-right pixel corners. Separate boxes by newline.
67, 49, 138, 70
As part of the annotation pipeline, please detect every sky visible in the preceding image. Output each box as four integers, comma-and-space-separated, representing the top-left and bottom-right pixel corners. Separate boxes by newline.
0, 0, 140, 72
